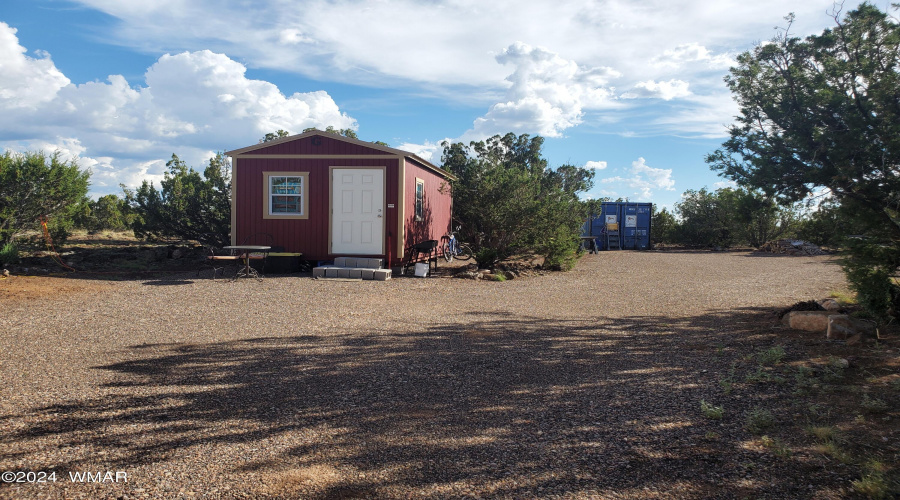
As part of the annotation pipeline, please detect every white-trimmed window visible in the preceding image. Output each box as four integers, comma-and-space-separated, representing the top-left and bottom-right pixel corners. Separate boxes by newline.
415, 178, 425, 221
263, 171, 309, 219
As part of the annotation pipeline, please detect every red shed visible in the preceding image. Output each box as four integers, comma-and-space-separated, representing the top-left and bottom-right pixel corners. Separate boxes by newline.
225, 130, 454, 267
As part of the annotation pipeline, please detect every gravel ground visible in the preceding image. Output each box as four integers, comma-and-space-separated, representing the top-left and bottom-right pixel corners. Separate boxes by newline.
0, 251, 863, 499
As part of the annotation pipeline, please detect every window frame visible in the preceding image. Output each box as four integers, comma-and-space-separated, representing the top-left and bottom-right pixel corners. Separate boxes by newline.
414, 177, 425, 221
263, 171, 309, 219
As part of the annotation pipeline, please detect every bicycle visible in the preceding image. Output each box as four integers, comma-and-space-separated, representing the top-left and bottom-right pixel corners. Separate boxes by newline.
442, 226, 473, 262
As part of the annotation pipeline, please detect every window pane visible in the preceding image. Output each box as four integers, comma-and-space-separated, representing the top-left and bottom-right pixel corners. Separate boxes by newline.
271, 195, 302, 213
271, 176, 303, 195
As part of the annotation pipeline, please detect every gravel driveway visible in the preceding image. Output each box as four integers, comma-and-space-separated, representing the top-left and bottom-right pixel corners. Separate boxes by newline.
0, 251, 851, 499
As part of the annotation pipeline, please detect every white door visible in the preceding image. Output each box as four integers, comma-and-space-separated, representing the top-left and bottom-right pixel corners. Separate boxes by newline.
331, 168, 385, 254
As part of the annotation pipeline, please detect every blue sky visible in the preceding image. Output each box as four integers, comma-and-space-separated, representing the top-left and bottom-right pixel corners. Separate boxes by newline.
0, 1, 880, 209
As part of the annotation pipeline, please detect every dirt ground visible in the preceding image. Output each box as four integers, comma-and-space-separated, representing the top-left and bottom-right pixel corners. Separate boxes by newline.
1, 250, 898, 499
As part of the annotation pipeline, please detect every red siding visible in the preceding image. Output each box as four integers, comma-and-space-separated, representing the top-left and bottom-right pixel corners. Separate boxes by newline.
403, 158, 453, 259
234, 157, 398, 262
249, 135, 391, 156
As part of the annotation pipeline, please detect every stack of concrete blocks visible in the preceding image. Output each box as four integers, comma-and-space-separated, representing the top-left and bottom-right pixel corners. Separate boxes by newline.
313, 257, 392, 280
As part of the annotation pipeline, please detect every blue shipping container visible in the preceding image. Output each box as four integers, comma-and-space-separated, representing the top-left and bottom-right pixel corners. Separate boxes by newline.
582, 202, 652, 250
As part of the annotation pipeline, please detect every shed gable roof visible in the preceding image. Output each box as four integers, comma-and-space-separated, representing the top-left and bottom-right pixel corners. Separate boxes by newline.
226, 129, 453, 180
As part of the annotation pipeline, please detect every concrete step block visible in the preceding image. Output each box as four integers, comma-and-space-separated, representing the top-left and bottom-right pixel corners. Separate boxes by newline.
335, 257, 359, 267
312, 267, 326, 278
373, 269, 392, 281
337, 267, 351, 278
348, 268, 362, 279
355, 258, 382, 269
359, 269, 375, 280
325, 267, 340, 278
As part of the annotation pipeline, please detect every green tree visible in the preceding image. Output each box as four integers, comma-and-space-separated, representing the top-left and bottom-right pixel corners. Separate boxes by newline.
441, 133, 593, 268
706, 3, 900, 319
795, 200, 851, 247
0, 151, 90, 246
303, 126, 358, 139
651, 205, 678, 245
75, 194, 130, 233
724, 188, 799, 248
124, 152, 231, 247
675, 188, 735, 248
260, 129, 290, 143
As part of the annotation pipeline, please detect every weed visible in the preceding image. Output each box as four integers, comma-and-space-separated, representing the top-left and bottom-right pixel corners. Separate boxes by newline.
855, 414, 866, 424
830, 290, 858, 306
719, 365, 737, 394
701, 400, 725, 420
757, 346, 786, 366
806, 404, 830, 421
745, 366, 773, 384
861, 394, 889, 414
806, 425, 839, 442
0, 242, 19, 266
760, 435, 791, 458
704, 431, 720, 440
817, 440, 853, 464
852, 460, 890, 499
821, 357, 847, 383
745, 408, 775, 434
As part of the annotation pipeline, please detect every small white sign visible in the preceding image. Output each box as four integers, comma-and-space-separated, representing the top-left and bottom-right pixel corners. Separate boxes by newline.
625, 215, 637, 227
605, 215, 617, 224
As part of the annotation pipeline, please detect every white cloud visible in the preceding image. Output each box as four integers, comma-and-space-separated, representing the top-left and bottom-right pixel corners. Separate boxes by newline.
599, 157, 674, 200
0, 22, 70, 108
395, 139, 447, 163
56, 1, 843, 140
631, 157, 675, 190
621, 79, 691, 100
0, 25, 356, 196
652, 42, 734, 70
584, 160, 607, 170
714, 180, 738, 189
465, 42, 619, 139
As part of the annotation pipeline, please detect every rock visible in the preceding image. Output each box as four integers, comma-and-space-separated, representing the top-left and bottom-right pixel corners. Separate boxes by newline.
171, 248, 185, 260
819, 298, 842, 311
785, 310, 841, 332
457, 271, 482, 280
827, 314, 876, 339
1, 269, 8, 277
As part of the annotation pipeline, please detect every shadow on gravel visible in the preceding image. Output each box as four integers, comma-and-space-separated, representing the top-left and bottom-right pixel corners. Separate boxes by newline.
2, 307, 839, 498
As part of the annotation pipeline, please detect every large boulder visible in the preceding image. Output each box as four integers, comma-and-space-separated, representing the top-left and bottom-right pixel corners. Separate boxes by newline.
783, 310, 841, 332
827, 315, 877, 340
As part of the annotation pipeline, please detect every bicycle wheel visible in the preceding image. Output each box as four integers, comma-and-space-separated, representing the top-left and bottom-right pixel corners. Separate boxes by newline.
442, 242, 453, 262
457, 244, 473, 261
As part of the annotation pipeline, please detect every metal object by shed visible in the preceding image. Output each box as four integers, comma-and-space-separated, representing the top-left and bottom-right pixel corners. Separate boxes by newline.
582, 202, 652, 250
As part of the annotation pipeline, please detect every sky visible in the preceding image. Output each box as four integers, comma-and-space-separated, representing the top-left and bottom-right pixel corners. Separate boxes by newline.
0, 0, 887, 209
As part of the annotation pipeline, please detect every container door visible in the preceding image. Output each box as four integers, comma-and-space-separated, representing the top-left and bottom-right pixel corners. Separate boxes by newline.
622, 204, 637, 249
331, 168, 385, 255
636, 204, 652, 249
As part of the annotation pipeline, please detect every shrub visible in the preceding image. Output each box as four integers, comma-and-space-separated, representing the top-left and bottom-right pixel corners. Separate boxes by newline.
757, 346, 786, 366
542, 225, 580, 271
852, 461, 891, 499
745, 408, 775, 434
0, 242, 19, 266
700, 400, 724, 420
